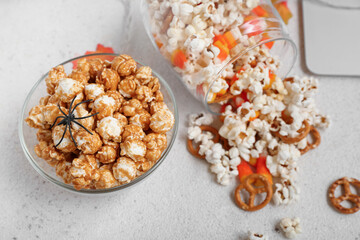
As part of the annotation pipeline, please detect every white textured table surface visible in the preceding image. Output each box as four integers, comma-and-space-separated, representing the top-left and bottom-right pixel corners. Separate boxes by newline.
1, 1, 359, 239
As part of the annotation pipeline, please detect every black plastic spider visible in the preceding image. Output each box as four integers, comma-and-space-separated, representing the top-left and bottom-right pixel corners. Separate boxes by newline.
50, 96, 99, 148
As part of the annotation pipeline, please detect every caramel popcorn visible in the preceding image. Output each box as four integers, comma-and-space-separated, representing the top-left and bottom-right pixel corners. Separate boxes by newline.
135, 85, 154, 102
84, 83, 105, 101
118, 75, 138, 98
122, 124, 145, 141
96, 116, 124, 143
93, 95, 117, 119
113, 112, 128, 126
55, 78, 84, 103
55, 160, 73, 184
52, 125, 77, 153
36, 129, 52, 142
135, 66, 152, 84
68, 69, 90, 86
95, 165, 118, 189
106, 90, 123, 112
70, 154, 100, 190
96, 68, 120, 91
111, 54, 137, 77
96, 145, 117, 164
34, 141, 66, 166
150, 107, 175, 133
120, 138, 147, 162
25, 54, 174, 190
75, 129, 102, 154
26, 105, 47, 129
121, 99, 143, 117
88, 58, 105, 79
129, 109, 151, 130
112, 157, 137, 183
45, 65, 67, 95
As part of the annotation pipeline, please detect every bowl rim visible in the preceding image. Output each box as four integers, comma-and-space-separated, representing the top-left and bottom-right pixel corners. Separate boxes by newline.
18, 53, 179, 194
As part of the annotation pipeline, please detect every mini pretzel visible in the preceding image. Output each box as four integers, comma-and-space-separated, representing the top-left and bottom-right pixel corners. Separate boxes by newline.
187, 125, 220, 159
328, 177, 360, 214
211, 92, 234, 103
300, 126, 321, 155
220, 136, 231, 151
234, 174, 273, 212
272, 120, 310, 144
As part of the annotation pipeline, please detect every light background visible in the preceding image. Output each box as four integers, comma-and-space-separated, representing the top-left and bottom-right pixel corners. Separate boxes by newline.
0, 0, 359, 239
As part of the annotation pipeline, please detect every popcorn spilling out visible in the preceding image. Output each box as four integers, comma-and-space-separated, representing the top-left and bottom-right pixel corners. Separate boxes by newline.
147, 0, 293, 102
279, 217, 302, 239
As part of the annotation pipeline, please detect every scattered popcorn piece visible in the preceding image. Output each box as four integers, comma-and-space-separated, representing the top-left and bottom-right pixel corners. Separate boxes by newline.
279, 217, 302, 239
247, 231, 269, 240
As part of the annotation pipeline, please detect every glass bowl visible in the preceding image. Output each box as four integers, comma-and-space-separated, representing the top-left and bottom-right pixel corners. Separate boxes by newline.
18, 53, 179, 194
141, 0, 297, 114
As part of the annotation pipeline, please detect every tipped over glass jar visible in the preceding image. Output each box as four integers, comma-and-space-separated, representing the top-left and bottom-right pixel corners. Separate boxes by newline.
142, 0, 297, 114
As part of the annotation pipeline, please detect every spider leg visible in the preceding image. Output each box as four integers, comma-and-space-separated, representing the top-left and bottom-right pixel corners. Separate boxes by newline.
74, 112, 99, 120
56, 118, 68, 126
57, 103, 67, 116
55, 123, 68, 148
72, 120, 93, 135
70, 99, 93, 114
68, 96, 77, 113
68, 123, 77, 148
50, 116, 66, 129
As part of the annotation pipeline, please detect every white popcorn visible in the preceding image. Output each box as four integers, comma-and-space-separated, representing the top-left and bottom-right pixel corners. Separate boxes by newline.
189, 112, 213, 126
279, 217, 302, 239
247, 231, 269, 240
273, 179, 300, 205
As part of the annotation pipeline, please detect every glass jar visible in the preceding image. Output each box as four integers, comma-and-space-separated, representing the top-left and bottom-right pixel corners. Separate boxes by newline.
141, 0, 297, 114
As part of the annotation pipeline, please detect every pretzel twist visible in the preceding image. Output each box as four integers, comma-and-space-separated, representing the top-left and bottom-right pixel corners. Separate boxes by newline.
234, 174, 273, 212
328, 177, 360, 214
187, 125, 220, 159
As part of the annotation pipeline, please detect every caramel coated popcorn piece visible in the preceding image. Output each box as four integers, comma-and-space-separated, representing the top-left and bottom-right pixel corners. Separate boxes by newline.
112, 157, 137, 183
144, 133, 167, 162
106, 90, 123, 112
129, 109, 151, 130
96, 116, 124, 143
96, 145, 117, 164
36, 129, 52, 142
54, 78, 84, 103
55, 160, 73, 184
147, 77, 160, 93
52, 125, 77, 153
111, 54, 137, 77
69, 69, 90, 86
113, 112, 128, 126
135, 66, 152, 84
70, 154, 100, 190
154, 90, 164, 102
135, 85, 154, 102
75, 129, 102, 154
150, 107, 175, 133
150, 101, 166, 115
84, 83, 105, 101
26, 105, 47, 129
93, 95, 116, 119
121, 99, 143, 117
34, 141, 66, 167
118, 75, 138, 98
96, 68, 120, 91
88, 58, 105, 79
42, 104, 67, 126
122, 124, 145, 141
95, 165, 118, 189
120, 138, 147, 162
45, 65, 67, 95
